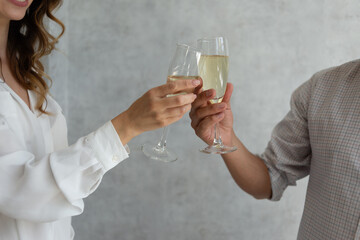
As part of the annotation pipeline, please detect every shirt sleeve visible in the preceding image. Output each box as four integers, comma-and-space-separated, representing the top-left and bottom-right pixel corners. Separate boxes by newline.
0, 120, 129, 223
259, 78, 313, 201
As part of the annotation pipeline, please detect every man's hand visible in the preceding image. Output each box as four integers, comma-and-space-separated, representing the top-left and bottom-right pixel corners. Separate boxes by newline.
189, 83, 235, 146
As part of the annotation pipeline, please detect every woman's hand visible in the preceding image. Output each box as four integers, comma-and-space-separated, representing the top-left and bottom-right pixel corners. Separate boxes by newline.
112, 79, 201, 144
189, 83, 235, 146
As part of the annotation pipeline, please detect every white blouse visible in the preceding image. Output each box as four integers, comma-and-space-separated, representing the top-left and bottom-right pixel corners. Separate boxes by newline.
0, 81, 129, 240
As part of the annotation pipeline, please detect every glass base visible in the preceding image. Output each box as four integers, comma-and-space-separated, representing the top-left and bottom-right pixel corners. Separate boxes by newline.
141, 143, 177, 162
200, 144, 237, 154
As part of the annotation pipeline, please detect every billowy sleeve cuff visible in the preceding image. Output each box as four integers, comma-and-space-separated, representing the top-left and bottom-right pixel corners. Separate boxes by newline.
86, 121, 130, 172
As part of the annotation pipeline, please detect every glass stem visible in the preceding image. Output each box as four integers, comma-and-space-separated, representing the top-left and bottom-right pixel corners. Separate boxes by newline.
157, 127, 169, 150
213, 123, 223, 146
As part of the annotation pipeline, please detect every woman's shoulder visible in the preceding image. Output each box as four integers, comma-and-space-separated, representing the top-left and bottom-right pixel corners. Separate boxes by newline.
45, 94, 67, 132
45, 94, 63, 115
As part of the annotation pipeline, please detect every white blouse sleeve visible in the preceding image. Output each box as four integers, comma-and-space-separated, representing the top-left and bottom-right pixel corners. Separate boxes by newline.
0, 119, 129, 223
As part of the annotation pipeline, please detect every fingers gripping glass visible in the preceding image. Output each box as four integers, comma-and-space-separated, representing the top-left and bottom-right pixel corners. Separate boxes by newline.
197, 37, 237, 154
141, 44, 201, 162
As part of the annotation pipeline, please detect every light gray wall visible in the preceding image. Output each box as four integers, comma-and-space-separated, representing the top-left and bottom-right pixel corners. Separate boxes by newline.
48, 1, 360, 239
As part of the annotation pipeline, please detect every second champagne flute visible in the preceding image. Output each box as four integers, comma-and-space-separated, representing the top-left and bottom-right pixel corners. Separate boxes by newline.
197, 37, 237, 154
141, 44, 201, 162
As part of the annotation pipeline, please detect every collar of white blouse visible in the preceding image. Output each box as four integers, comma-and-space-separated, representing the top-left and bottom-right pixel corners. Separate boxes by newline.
0, 78, 36, 115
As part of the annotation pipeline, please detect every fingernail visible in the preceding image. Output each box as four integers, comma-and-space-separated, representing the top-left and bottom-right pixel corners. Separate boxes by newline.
205, 90, 212, 97
192, 79, 201, 86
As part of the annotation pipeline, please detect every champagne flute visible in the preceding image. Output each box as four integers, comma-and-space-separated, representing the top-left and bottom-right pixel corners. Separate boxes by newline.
197, 37, 237, 154
141, 44, 201, 162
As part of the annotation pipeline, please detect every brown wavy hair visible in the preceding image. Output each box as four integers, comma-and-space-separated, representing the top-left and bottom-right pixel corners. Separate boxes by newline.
7, 0, 65, 114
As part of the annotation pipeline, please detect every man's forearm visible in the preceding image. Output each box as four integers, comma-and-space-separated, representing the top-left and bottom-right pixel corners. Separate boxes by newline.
222, 132, 272, 199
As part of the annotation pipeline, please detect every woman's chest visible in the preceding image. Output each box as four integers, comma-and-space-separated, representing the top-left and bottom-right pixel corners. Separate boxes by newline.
0, 89, 68, 157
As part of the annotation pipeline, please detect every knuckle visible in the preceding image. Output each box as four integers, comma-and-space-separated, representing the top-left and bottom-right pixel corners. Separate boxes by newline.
175, 96, 184, 105
186, 80, 194, 88
153, 111, 162, 122
146, 89, 155, 99
167, 82, 176, 91
188, 108, 194, 117
159, 119, 167, 128
148, 100, 156, 112
179, 106, 187, 115
190, 121, 196, 129
195, 128, 202, 137
189, 109, 194, 118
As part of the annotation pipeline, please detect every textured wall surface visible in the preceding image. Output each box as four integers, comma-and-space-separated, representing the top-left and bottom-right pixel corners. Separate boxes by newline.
48, 1, 360, 239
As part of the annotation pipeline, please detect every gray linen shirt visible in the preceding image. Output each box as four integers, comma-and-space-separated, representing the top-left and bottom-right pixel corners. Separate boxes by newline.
261, 60, 360, 239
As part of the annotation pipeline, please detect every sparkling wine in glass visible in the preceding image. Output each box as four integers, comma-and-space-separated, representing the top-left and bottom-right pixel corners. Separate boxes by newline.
197, 37, 237, 154
141, 44, 201, 162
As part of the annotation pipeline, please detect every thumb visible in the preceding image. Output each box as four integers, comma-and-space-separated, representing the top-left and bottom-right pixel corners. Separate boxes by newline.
194, 77, 204, 94
222, 83, 234, 103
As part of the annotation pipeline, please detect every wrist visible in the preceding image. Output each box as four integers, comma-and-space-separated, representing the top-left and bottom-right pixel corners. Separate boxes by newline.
111, 111, 140, 145
230, 129, 237, 143
223, 128, 236, 146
